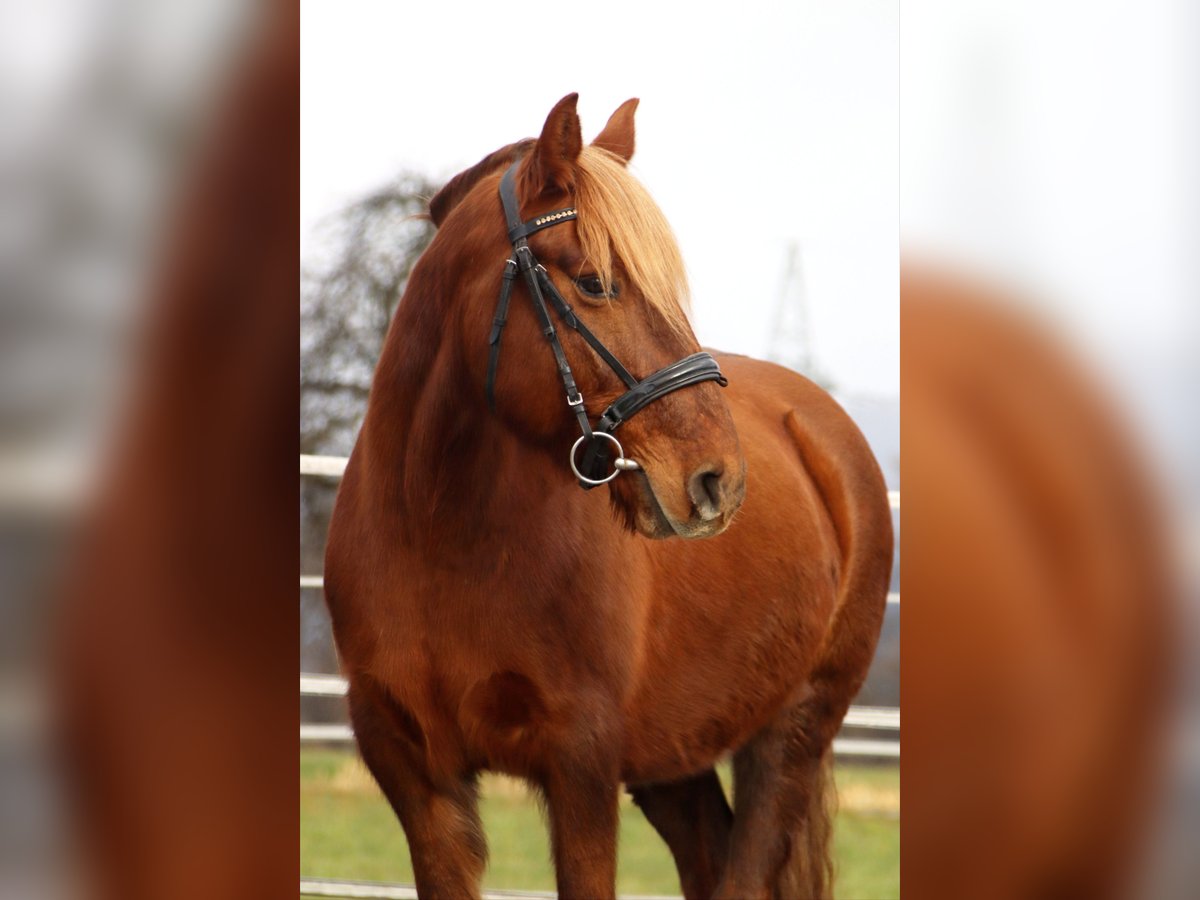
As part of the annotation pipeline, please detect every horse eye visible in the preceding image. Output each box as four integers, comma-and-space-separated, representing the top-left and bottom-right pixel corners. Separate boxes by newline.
575, 275, 616, 298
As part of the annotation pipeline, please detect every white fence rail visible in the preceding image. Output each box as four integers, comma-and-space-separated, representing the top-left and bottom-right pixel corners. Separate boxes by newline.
301, 673, 350, 697
300, 454, 349, 477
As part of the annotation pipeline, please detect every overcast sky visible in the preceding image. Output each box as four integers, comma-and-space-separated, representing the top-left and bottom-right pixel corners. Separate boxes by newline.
301, 1, 898, 396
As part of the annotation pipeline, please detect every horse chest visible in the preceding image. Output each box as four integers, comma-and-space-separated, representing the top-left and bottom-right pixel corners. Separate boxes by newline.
367, 558, 641, 753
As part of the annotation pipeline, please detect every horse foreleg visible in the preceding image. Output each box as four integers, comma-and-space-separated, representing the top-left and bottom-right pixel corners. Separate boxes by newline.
541, 754, 620, 900
347, 680, 486, 900
628, 769, 733, 900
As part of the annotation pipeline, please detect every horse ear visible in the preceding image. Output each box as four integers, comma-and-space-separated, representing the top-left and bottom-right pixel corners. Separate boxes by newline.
528, 93, 583, 195
592, 98, 638, 163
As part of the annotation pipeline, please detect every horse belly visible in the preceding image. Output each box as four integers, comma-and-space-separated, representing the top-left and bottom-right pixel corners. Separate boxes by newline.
621, 574, 835, 783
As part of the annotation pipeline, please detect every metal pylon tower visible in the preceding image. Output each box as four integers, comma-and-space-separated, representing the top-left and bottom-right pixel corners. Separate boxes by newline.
768, 241, 830, 388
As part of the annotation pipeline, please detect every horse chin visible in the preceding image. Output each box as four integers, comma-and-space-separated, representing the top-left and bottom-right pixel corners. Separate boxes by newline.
616, 470, 733, 541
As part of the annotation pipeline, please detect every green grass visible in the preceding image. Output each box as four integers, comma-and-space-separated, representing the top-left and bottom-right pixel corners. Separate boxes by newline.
301, 749, 898, 899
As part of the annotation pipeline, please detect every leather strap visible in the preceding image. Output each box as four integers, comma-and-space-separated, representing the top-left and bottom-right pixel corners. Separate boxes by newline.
535, 267, 638, 389
517, 243, 592, 438
597, 352, 727, 432
508, 207, 577, 242
485, 258, 518, 410
499, 165, 526, 236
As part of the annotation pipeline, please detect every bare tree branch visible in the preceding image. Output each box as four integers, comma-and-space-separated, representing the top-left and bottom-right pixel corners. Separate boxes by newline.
300, 171, 437, 455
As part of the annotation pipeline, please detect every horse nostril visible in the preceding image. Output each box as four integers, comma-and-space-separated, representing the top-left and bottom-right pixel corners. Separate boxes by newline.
688, 466, 725, 520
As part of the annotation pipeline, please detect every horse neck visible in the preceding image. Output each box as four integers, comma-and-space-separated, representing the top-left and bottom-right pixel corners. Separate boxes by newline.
358, 272, 585, 559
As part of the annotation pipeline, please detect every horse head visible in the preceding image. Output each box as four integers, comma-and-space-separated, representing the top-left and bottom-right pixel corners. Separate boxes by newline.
427, 94, 745, 539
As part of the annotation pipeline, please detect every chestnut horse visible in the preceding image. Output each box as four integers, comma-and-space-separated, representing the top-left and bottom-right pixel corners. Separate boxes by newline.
324, 94, 893, 899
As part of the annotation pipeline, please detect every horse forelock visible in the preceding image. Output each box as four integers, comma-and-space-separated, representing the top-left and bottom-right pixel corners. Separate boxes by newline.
573, 147, 692, 338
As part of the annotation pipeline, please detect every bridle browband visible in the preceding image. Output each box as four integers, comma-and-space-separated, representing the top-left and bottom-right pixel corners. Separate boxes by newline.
486, 161, 727, 489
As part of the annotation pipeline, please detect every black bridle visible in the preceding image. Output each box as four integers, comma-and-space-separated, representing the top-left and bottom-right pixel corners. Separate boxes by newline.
486, 162, 727, 489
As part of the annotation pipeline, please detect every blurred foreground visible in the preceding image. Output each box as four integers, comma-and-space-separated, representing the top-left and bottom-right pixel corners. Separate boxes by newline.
901, 2, 1198, 896
901, 268, 1187, 898
2, 1, 298, 898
